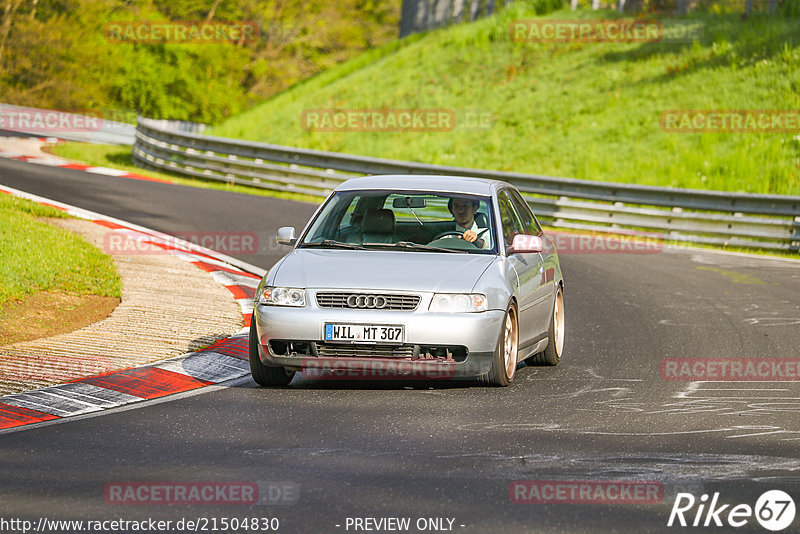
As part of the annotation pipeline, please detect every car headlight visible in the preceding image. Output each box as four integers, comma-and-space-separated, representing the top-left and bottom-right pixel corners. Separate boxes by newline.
258, 286, 306, 307
429, 293, 487, 313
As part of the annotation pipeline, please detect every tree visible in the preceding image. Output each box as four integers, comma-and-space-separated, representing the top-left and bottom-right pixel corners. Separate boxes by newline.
0, 0, 400, 122
0, 0, 26, 77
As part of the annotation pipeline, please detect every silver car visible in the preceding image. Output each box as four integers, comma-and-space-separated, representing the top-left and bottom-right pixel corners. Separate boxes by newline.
249, 175, 565, 386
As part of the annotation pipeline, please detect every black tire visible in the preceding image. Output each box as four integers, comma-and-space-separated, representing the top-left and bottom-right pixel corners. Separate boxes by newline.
249, 314, 295, 386
528, 286, 564, 366
482, 303, 519, 387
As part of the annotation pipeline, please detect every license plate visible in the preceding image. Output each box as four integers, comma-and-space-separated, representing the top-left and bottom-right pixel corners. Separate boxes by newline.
324, 323, 404, 344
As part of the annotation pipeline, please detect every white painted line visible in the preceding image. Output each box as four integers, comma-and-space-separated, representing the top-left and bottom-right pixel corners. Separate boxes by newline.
180, 253, 250, 271
212, 270, 260, 288
1, 391, 81, 417
85, 166, 133, 177
52, 382, 142, 406
156, 352, 249, 383
26, 158, 71, 167
236, 298, 254, 315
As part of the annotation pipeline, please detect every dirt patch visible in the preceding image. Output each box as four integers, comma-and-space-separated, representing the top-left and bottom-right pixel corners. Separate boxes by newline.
0, 292, 120, 346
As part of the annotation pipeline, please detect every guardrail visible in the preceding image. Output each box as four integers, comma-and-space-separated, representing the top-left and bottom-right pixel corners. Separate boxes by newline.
134, 117, 800, 251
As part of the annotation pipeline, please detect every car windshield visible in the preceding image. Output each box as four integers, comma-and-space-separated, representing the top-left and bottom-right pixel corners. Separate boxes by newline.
299, 191, 496, 254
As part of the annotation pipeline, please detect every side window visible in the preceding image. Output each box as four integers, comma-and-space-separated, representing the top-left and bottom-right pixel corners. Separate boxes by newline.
336, 195, 372, 240
497, 191, 524, 248
508, 189, 542, 235
340, 199, 359, 227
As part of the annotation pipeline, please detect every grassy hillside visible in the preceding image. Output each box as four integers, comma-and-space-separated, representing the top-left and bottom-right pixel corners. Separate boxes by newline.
210, 6, 800, 195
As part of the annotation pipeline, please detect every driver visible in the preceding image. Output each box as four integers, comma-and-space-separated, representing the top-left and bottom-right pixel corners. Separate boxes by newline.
448, 196, 490, 249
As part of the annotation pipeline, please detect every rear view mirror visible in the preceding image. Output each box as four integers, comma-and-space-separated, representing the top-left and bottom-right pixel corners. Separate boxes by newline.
392, 196, 426, 209
276, 226, 297, 246
510, 234, 544, 253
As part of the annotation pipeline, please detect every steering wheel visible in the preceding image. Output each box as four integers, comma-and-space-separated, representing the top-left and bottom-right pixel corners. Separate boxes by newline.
431, 230, 480, 247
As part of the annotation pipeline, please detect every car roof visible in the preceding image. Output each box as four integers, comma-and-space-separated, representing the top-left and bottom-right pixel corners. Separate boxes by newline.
333, 174, 510, 196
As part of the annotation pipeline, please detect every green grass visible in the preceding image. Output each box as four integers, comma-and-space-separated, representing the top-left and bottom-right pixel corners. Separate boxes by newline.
48, 142, 321, 204
210, 6, 800, 196
0, 194, 122, 307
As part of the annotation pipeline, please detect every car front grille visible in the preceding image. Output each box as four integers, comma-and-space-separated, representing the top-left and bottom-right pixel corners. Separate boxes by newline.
316, 292, 420, 311
316, 343, 415, 359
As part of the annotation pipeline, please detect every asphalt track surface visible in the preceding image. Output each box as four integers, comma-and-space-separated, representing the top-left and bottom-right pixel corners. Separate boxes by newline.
1, 158, 800, 533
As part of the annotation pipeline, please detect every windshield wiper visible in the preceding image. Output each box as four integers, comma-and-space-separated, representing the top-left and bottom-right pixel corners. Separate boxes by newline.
362, 241, 467, 253
301, 239, 365, 250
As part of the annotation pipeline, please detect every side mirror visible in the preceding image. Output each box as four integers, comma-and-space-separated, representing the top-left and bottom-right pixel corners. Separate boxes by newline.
276, 226, 297, 246
510, 234, 544, 253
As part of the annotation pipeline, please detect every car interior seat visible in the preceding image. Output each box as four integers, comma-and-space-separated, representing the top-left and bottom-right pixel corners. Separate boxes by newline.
360, 208, 396, 243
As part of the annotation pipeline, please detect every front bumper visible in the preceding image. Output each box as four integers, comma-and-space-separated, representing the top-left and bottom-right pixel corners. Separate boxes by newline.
253, 295, 504, 378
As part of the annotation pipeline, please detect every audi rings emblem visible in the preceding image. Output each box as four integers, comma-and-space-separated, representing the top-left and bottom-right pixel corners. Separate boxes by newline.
347, 294, 388, 309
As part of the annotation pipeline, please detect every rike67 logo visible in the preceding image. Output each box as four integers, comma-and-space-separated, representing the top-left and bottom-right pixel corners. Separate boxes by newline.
668, 490, 796, 531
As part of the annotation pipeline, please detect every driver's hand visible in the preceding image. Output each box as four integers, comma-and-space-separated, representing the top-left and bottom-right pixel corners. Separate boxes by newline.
461, 230, 478, 243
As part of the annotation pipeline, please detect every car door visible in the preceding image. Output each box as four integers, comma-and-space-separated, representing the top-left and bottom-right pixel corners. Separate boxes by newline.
498, 190, 550, 346
508, 186, 557, 305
